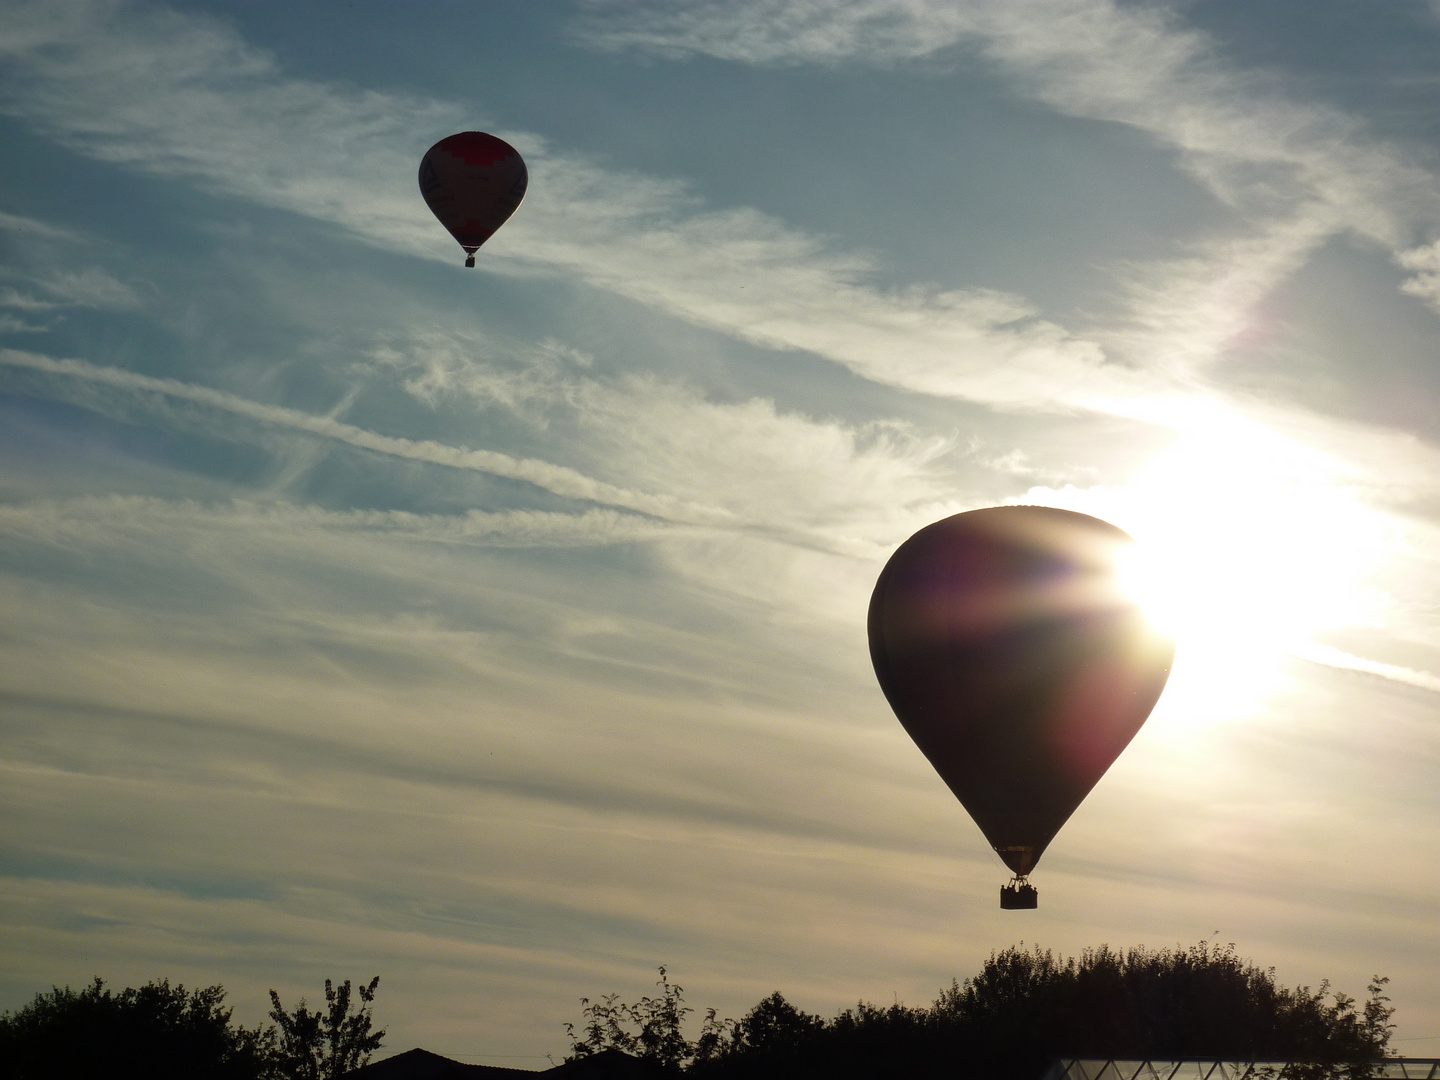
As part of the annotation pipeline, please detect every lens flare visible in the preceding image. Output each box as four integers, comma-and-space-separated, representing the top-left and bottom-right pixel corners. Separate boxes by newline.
1024, 401, 1393, 730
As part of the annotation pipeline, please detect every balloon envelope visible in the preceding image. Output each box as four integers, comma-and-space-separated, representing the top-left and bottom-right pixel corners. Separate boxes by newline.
868, 506, 1173, 877
418, 132, 528, 260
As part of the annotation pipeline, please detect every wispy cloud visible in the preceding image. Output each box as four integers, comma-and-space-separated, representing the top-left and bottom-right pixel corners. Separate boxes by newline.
1293, 641, 1440, 694
0, 348, 732, 525
0, 0, 1149, 411
368, 331, 964, 552
36, 268, 143, 309
0, 289, 59, 311
4, 482, 1428, 1054
1397, 239, 1440, 312
576, 0, 1438, 236
0, 209, 82, 241
0, 342, 975, 559
0, 268, 142, 311
575, 0, 1440, 374
0, 496, 672, 551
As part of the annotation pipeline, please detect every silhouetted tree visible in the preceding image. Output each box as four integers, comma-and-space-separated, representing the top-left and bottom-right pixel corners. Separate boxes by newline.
566, 967, 698, 1071
0, 977, 273, 1080
634, 967, 695, 1069
268, 976, 385, 1080
690, 1006, 736, 1068
1, 973, 385, 1080
927, 942, 1395, 1080
571, 946, 1395, 1080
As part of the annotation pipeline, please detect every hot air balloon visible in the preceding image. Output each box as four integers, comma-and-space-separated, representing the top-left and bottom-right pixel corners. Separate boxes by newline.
418, 132, 528, 267
867, 506, 1173, 909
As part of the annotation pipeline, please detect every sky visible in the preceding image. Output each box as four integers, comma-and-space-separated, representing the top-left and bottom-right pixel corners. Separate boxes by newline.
1, 0, 1439, 1066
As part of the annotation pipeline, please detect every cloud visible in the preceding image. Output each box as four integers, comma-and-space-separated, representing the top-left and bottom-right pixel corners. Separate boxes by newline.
0, 348, 732, 525
0, 288, 59, 311
0, 314, 45, 333
574, 0, 971, 65
0, 489, 951, 874
0, 0, 1148, 411
0, 329, 977, 662
0, 340, 978, 563
575, 0, 1440, 374
0, 268, 142, 311
4, 0, 1438, 420
575, 0, 1436, 237
498, 170, 1136, 408
0, 496, 672, 551
0, 209, 82, 241
1397, 239, 1440, 312
368, 332, 965, 553
36, 268, 143, 309
4, 483, 1430, 1054
1292, 641, 1440, 694
0, 210, 141, 315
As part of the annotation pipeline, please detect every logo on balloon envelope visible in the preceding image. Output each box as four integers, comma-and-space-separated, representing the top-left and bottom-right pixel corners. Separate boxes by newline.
867, 506, 1174, 908
418, 132, 528, 267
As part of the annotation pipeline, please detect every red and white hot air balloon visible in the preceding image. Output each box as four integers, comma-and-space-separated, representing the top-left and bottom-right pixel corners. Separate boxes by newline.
418, 132, 528, 267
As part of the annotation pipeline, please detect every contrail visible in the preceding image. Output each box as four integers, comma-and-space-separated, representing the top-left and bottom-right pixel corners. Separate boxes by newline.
0, 349, 733, 526
1292, 640, 1440, 695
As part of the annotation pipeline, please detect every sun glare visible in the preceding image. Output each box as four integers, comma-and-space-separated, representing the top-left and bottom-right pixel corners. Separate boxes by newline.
1032, 400, 1393, 729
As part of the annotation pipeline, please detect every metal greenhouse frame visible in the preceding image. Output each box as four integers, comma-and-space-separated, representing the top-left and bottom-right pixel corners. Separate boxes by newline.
1045, 1059, 1440, 1080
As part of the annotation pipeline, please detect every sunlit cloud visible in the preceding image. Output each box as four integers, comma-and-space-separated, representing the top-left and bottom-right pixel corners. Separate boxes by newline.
1104, 212, 1342, 379
1290, 642, 1440, 695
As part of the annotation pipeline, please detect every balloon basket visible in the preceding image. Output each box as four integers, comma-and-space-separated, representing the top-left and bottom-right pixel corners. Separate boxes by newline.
464, 255, 475, 268
1001, 877, 1038, 909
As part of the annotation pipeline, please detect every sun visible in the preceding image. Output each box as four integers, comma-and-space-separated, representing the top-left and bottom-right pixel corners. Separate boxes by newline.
1030, 401, 1393, 727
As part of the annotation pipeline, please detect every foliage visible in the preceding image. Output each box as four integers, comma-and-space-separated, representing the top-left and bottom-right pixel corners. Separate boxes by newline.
0, 974, 384, 1080
566, 966, 704, 1071
0, 976, 273, 1080
268, 976, 385, 1080
568, 945, 1395, 1080
915, 942, 1396, 1080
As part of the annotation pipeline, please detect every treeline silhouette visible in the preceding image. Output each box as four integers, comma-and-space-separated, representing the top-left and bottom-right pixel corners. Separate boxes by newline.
0, 974, 383, 1080
0, 943, 1395, 1079
565, 943, 1395, 1079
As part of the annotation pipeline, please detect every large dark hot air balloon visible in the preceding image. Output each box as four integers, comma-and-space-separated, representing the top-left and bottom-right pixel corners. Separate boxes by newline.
868, 506, 1173, 909
419, 132, 528, 267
